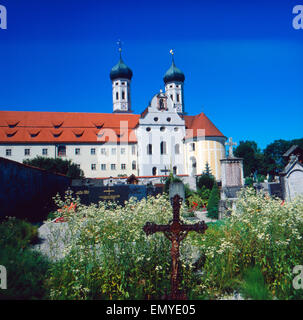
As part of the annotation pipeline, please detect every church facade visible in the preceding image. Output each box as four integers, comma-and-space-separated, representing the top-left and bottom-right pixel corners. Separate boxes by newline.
0, 52, 226, 180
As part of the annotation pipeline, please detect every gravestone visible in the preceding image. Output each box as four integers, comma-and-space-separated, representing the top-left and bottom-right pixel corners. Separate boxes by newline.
280, 155, 303, 201
70, 184, 163, 206
219, 138, 244, 218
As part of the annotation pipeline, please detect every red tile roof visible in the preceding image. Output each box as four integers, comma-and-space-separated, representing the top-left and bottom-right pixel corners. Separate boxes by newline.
0, 110, 224, 143
0, 111, 140, 143
183, 113, 225, 138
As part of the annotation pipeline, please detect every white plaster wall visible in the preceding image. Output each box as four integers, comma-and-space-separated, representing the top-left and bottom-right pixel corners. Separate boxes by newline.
137, 93, 186, 176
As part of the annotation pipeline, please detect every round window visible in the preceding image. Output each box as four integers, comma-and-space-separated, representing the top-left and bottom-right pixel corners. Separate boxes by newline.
174, 127, 179, 132
154, 117, 158, 122
167, 117, 171, 122
160, 127, 165, 132
146, 127, 151, 132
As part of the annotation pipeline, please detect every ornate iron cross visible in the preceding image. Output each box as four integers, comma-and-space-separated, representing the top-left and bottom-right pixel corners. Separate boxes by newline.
143, 194, 208, 300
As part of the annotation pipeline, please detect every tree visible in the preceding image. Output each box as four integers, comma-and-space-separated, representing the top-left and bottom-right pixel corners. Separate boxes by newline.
203, 162, 212, 176
234, 140, 265, 177
197, 173, 215, 191
207, 182, 220, 219
23, 156, 84, 179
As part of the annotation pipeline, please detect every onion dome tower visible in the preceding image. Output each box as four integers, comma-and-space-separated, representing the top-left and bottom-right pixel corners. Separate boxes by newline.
163, 50, 185, 114
110, 42, 133, 113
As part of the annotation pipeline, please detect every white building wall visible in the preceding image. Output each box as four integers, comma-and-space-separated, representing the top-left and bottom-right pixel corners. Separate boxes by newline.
138, 92, 185, 176
0, 143, 138, 178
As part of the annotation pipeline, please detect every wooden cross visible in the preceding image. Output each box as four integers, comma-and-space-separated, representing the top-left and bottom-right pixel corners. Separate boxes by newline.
143, 194, 208, 300
225, 137, 237, 158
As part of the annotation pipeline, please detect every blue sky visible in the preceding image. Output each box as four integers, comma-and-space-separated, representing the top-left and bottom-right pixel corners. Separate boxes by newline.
0, 0, 302, 150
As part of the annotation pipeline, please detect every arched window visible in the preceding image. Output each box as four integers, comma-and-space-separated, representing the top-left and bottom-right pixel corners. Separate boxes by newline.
175, 144, 180, 154
173, 166, 177, 175
147, 144, 152, 155
132, 161, 136, 170
122, 90, 125, 100
160, 141, 166, 155
177, 94, 180, 102
152, 167, 157, 176
116, 92, 119, 100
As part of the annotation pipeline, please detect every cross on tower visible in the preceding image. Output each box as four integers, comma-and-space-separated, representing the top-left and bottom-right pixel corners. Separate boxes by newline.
117, 39, 123, 55
225, 137, 237, 158
143, 194, 208, 300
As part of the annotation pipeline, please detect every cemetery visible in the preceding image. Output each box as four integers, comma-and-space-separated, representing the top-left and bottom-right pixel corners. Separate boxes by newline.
1, 140, 303, 300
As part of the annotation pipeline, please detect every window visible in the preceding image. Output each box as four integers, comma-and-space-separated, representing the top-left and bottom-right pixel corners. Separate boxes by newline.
167, 117, 171, 122
101, 164, 106, 171
115, 82, 119, 86
160, 126, 165, 132
132, 145, 136, 155
170, 94, 173, 100
57, 145, 66, 157
6, 149, 11, 156
175, 144, 180, 154
122, 91, 125, 100
147, 144, 152, 155
75, 148, 80, 155
91, 148, 96, 155
177, 94, 180, 102
76, 164, 80, 169
111, 164, 116, 170
146, 127, 151, 132
116, 92, 119, 100
121, 164, 126, 170
160, 141, 166, 155
101, 148, 106, 155
190, 143, 196, 151
174, 127, 179, 132
152, 167, 157, 176
120, 148, 125, 155
91, 164, 96, 170
24, 149, 30, 156
154, 117, 158, 122
132, 161, 136, 170
111, 148, 116, 155
121, 81, 125, 85
42, 148, 48, 156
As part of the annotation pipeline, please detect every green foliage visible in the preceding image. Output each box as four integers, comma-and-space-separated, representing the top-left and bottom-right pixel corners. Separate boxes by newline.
245, 177, 254, 187
197, 174, 215, 191
189, 188, 303, 300
46, 192, 199, 300
207, 183, 220, 219
0, 218, 50, 300
23, 156, 84, 179
241, 266, 271, 300
0, 217, 39, 249
0, 246, 50, 300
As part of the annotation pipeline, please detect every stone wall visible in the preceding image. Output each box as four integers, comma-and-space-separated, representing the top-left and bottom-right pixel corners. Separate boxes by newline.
0, 157, 71, 222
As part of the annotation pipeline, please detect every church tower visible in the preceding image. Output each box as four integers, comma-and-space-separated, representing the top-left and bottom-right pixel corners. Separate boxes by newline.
110, 45, 133, 113
163, 51, 185, 114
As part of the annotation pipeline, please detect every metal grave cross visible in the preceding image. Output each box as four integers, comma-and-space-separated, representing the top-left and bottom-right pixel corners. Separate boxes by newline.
160, 166, 170, 175
225, 137, 237, 158
143, 193, 208, 300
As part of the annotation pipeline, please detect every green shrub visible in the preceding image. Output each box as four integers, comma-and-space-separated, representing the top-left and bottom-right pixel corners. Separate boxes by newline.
207, 183, 220, 219
197, 174, 215, 191
0, 246, 50, 300
0, 217, 39, 249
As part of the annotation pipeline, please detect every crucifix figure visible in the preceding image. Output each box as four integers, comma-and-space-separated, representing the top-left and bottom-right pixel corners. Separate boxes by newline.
143, 191, 208, 300
225, 137, 237, 158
